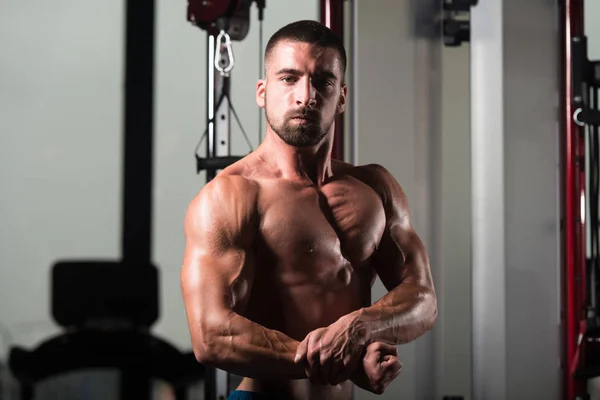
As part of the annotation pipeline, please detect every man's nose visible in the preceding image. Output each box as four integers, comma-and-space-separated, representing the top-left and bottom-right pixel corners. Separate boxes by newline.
295, 78, 317, 107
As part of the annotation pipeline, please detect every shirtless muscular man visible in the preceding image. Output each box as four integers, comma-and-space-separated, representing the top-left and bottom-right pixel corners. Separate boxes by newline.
181, 20, 437, 400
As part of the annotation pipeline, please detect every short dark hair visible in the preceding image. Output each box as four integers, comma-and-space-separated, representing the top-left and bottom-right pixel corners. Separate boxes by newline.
264, 20, 347, 77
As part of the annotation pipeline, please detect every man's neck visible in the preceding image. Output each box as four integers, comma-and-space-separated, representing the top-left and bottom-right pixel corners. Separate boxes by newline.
260, 129, 334, 186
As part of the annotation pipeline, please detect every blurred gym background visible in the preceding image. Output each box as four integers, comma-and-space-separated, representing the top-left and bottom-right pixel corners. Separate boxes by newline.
1, 0, 599, 399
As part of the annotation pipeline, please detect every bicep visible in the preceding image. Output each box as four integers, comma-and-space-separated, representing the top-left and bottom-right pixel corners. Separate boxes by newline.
181, 241, 253, 333
365, 164, 433, 292
374, 221, 432, 292
180, 177, 257, 339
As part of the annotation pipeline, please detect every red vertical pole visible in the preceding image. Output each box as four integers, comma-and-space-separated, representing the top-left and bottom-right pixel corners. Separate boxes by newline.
320, 0, 345, 161
562, 0, 585, 398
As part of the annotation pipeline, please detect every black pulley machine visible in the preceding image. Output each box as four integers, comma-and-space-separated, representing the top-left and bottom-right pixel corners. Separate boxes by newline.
189, 0, 266, 183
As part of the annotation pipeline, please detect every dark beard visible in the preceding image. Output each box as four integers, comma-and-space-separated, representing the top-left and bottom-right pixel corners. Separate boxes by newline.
266, 108, 332, 147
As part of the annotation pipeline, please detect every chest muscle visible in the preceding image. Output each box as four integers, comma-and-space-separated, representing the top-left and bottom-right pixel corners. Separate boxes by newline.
259, 178, 386, 281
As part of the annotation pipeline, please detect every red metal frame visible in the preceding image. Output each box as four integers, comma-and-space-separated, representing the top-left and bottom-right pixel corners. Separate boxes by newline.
562, 0, 586, 398
320, 0, 345, 161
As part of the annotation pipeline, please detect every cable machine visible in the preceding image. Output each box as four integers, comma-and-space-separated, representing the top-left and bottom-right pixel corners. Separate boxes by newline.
189, 0, 264, 182
564, 0, 600, 398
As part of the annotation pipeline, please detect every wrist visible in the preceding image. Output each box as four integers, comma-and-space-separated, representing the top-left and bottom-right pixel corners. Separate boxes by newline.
348, 309, 373, 347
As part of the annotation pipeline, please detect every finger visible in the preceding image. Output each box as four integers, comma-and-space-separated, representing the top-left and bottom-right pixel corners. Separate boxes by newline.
377, 342, 398, 357
345, 350, 362, 371
295, 336, 310, 363
305, 365, 315, 384
330, 365, 353, 386
375, 358, 401, 395
388, 362, 402, 383
319, 354, 333, 385
306, 361, 322, 385
307, 341, 320, 369
306, 336, 322, 383
329, 359, 345, 385
393, 358, 403, 374
331, 350, 360, 385
383, 357, 403, 376
381, 356, 396, 367
380, 355, 393, 363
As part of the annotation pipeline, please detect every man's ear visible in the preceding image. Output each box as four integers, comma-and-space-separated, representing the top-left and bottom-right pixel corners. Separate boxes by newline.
337, 84, 347, 114
256, 79, 266, 109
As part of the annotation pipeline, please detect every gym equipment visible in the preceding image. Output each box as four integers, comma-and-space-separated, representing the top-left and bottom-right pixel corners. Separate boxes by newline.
190, 0, 265, 183
7, 1, 204, 399
563, 1, 586, 398
566, 20, 600, 399
10, 262, 203, 399
441, 0, 478, 47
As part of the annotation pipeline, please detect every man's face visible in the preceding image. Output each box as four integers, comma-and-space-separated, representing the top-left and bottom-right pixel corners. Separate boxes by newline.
256, 40, 347, 147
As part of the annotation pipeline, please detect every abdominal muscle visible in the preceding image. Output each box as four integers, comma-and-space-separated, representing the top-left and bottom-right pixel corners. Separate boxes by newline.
232, 263, 373, 400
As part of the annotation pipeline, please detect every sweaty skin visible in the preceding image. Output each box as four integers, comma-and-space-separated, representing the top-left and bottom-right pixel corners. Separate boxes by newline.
181, 36, 436, 400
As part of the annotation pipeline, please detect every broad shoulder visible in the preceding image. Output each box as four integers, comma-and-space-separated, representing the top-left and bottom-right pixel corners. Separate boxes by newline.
185, 174, 260, 237
333, 162, 401, 199
193, 173, 259, 206
334, 161, 409, 220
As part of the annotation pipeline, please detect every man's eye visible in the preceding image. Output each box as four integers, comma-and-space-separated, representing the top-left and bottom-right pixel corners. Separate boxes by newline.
282, 76, 296, 83
312, 78, 333, 87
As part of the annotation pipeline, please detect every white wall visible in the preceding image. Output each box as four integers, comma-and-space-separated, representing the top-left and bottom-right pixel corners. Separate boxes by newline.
354, 1, 448, 399
585, 0, 600, 60
354, 0, 420, 397
503, 1, 561, 396
471, 0, 562, 398
471, 1, 506, 398
439, 32, 472, 400
0, 0, 124, 356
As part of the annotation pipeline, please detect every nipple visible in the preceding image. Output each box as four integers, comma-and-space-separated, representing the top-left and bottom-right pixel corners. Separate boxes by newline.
336, 266, 352, 285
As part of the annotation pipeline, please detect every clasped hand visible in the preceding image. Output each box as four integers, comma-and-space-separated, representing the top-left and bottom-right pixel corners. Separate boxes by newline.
293, 315, 402, 393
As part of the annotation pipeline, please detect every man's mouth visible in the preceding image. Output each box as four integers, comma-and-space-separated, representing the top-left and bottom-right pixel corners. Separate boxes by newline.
290, 114, 317, 122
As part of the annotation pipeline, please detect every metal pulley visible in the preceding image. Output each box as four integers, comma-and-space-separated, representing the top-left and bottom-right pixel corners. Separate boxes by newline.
187, 0, 242, 24
187, 0, 251, 40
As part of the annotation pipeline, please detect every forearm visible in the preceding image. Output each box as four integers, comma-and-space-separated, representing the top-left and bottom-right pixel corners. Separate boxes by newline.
196, 311, 307, 380
354, 283, 437, 345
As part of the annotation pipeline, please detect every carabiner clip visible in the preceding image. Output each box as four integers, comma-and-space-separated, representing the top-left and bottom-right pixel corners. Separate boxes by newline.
215, 30, 234, 76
